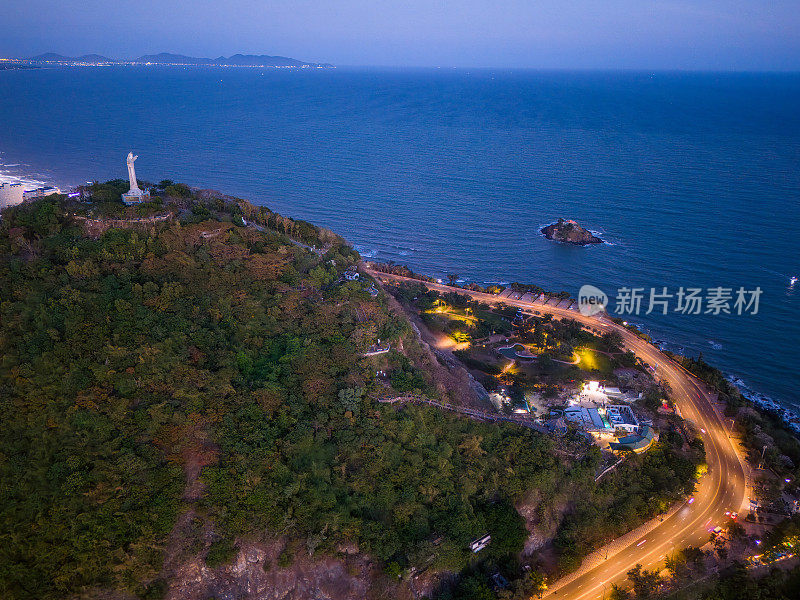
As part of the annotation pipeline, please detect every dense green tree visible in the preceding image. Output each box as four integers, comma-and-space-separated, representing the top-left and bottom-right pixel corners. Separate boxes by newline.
0, 195, 710, 600
609, 583, 631, 600
626, 563, 662, 599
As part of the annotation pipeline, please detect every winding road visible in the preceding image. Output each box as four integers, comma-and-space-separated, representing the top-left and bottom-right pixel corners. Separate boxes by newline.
366, 268, 750, 599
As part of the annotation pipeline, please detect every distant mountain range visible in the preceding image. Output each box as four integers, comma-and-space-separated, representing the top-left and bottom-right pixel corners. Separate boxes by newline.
29, 53, 116, 63
24, 52, 334, 68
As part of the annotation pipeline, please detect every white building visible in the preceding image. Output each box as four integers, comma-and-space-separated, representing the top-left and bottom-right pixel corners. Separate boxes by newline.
0, 183, 24, 209
564, 405, 607, 430
601, 385, 623, 398
22, 186, 61, 201
607, 405, 639, 433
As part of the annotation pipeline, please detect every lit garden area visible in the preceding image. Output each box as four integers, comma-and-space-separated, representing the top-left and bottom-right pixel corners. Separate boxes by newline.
382, 281, 687, 458
573, 346, 615, 375
424, 298, 478, 324
418, 294, 511, 348
385, 281, 650, 417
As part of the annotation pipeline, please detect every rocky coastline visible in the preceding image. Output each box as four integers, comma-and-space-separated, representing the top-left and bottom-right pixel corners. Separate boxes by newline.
728, 375, 800, 435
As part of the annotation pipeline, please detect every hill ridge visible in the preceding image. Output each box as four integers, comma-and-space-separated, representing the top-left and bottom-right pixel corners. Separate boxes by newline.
25, 51, 334, 68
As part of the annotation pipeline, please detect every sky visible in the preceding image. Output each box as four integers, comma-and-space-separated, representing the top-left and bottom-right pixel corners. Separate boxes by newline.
1, 0, 799, 70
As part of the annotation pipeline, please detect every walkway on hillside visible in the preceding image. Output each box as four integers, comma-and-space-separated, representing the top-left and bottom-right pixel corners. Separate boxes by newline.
248, 222, 324, 254
377, 394, 548, 434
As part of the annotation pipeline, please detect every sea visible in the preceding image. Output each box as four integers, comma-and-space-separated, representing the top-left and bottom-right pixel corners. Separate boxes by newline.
1, 66, 799, 423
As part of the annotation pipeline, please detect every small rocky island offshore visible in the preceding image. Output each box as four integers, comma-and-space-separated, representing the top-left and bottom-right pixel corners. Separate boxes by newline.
540, 218, 603, 245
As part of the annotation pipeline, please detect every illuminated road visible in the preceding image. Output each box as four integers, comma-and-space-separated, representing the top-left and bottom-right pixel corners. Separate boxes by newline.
366, 268, 749, 599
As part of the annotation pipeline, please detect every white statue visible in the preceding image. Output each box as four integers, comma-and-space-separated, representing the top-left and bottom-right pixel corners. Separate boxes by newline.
121, 151, 149, 205
126, 152, 140, 192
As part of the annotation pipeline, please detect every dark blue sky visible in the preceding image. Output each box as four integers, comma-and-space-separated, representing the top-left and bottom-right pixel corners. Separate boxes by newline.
2, 0, 799, 69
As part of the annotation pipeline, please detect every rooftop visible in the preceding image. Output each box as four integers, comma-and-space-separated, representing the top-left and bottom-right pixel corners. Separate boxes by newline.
609, 425, 655, 453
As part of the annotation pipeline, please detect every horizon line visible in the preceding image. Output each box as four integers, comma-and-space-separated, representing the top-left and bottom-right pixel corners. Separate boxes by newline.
3, 52, 800, 73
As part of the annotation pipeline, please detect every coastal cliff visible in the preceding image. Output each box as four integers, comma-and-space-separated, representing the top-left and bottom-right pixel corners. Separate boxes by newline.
540, 218, 603, 245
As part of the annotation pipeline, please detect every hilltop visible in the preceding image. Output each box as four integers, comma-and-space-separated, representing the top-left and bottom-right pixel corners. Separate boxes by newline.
0, 186, 701, 600
135, 53, 330, 67
0, 187, 550, 599
28, 52, 116, 63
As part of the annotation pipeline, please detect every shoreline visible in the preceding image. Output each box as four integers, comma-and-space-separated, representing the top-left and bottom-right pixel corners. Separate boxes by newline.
3, 155, 796, 431
0, 155, 55, 190
0, 167, 51, 190
727, 374, 800, 434
370, 262, 800, 434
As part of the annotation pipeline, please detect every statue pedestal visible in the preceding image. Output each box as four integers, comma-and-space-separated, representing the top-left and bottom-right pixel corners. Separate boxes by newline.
122, 189, 150, 205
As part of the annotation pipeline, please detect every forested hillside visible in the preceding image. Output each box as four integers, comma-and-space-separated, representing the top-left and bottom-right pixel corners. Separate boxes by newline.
0, 193, 701, 600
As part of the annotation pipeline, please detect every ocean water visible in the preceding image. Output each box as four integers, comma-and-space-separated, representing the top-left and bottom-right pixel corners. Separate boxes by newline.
1, 66, 799, 417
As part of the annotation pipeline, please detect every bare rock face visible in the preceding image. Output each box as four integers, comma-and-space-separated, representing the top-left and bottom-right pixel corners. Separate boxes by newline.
540, 219, 603, 245
166, 538, 410, 600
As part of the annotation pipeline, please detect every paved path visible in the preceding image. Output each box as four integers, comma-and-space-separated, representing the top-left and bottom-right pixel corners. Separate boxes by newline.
378, 394, 547, 433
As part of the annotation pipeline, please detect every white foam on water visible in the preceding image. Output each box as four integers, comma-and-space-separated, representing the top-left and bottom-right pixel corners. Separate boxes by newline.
354, 246, 378, 258
588, 229, 613, 245
0, 155, 51, 190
